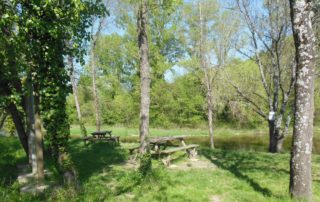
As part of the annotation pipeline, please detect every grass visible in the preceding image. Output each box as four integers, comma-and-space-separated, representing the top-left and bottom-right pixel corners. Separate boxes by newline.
1, 135, 320, 202
70, 124, 270, 138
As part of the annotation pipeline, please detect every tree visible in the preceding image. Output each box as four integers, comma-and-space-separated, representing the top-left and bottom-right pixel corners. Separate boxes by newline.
234, 0, 295, 153
69, 56, 87, 137
90, 20, 104, 132
183, 0, 239, 148
137, 0, 151, 153
289, 0, 316, 200
0, 0, 107, 184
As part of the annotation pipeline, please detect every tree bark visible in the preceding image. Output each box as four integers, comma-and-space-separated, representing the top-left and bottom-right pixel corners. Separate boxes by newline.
34, 95, 44, 182
268, 117, 285, 153
7, 104, 28, 155
289, 1, 316, 201
207, 89, 214, 149
69, 56, 87, 137
138, 0, 151, 153
91, 48, 101, 132
26, 75, 38, 173
0, 111, 7, 130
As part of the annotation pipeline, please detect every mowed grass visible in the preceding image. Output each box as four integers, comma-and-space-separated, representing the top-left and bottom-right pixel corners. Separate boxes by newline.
70, 124, 269, 138
0, 136, 320, 202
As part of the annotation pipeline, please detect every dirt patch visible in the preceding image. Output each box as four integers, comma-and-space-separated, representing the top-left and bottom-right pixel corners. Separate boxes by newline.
210, 195, 222, 202
168, 158, 217, 170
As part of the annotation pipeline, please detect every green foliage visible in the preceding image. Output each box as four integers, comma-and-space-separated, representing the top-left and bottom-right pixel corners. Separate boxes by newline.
3, 116, 16, 136
0, 0, 108, 179
138, 152, 152, 176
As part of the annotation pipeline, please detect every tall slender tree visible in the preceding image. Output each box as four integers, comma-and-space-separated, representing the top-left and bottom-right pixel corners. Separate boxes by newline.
90, 20, 105, 132
137, 0, 151, 153
289, 0, 316, 200
184, 0, 239, 148
69, 56, 87, 137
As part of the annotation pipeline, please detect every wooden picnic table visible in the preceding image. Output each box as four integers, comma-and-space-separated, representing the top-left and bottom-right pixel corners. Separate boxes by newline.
91, 130, 112, 139
149, 136, 187, 152
83, 130, 119, 145
129, 136, 198, 166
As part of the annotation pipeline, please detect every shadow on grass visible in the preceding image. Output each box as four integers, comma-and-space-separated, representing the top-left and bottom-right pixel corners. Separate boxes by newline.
201, 148, 274, 197
0, 137, 27, 185
68, 139, 127, 184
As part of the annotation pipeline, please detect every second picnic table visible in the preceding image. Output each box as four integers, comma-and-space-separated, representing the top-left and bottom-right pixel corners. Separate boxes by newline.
83, 130, 120, 145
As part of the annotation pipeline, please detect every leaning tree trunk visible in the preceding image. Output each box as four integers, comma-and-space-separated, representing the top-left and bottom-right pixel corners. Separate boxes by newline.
69, 56, 87, 137
91, 48, 101, 132
289, 0, 316, 201
138, 0, 151, 154
0, 111, 7, 130
7, 103, 28, 155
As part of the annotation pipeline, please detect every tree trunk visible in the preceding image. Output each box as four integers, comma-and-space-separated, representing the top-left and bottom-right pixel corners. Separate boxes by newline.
199, 1, 215, 149
26, 76, 38, 173
91, 49, 101, 132
268, 120, 277, 153
34, 96, 44, 182
207, 90, 214, 149
289, 1, 316, 201
268, 116, 285, 153
69, 56, 87, 137
7, 104, 28, 155
138, 0, 151, 153
0, 112, 7, 130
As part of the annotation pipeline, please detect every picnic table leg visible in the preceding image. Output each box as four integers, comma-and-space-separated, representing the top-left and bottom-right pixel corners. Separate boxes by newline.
187, 148, 197, 159
181, 139, 187, 147
161, 155, 171, 167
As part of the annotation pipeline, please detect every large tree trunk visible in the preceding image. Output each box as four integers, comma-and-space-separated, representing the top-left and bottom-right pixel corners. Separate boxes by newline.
91, 49, 101, 132
26, 76, 38, 173
268, 117, 285, 153
138, 0, 151, 153
7, 104, 28, 155
289, 1, 316, 201
268, 120, 277, 152
69, 56, 87, 137
34, 95, 44, 182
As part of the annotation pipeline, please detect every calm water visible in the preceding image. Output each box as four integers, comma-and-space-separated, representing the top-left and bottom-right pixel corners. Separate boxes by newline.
121, 134, 320, 154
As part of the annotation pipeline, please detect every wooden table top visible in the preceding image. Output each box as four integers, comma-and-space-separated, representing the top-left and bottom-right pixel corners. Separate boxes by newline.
149, 136, 185, 144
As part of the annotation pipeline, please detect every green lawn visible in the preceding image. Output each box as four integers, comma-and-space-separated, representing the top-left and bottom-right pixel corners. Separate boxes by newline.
1, 136, 320, 202
70, 124, 269, 138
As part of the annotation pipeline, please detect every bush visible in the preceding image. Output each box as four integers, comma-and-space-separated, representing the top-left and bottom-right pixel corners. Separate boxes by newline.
138, 153, 152, 177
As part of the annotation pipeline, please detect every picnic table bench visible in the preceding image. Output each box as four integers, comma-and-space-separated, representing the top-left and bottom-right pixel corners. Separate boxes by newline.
129, 136, 198, 166
83, 130, 120, 145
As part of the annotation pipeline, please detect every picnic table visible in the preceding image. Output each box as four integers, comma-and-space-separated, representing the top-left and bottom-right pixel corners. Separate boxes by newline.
83, 130, 120, 145
129, 136, 198, 166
